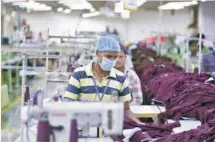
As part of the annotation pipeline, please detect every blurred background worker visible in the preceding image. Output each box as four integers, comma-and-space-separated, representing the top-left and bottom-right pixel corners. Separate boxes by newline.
182, 34, 207, 72
64, 36, 144, 124
115, 45, 143, 105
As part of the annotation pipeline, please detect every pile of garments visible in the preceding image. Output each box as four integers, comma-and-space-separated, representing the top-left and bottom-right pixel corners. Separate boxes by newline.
157, 119, 215, 142
147, 72, 213, 104
116, 117, 215, 142
158, 82, 215, 121
127, 45, 215, 141
135, 63, 183, 104
115, 117, 180, 142
142, 72, 215, 122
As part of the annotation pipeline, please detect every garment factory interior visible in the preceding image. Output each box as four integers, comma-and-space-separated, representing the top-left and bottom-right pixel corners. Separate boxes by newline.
1, 0, 215, 142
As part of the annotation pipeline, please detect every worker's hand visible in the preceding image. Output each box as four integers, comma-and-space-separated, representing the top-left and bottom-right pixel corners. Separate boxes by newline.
137, 122, 146, 125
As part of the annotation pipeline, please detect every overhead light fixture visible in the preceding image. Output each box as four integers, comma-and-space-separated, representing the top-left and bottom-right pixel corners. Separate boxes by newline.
201, 0, 207, 2
12, 1, 52, 11
121, 10, 130, 19
57, 7, 63, 12
59, 0, 93, 10
2, 0, 26, 3
158, 0, 198, 10
82, 11, 100, 18
64, 9, 71, 14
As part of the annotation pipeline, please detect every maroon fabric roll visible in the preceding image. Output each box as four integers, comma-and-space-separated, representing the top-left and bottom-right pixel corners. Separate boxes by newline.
37, 118, 50, 142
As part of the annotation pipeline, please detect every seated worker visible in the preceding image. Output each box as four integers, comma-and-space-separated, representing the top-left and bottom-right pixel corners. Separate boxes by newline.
64, 36, 143, 124
115, 45, 143, 105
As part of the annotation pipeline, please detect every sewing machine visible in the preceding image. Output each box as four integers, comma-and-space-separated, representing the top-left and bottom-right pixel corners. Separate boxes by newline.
23, 101, 124, 142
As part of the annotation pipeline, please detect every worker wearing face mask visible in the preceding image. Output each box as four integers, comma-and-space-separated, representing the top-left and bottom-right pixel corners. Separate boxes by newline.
115, 45, 143, 105
64, 36, 143, 124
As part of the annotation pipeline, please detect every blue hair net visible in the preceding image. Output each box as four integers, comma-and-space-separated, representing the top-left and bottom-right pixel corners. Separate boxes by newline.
100, 33, 121, 44
106, 34, 121, 44
96, 36, 120, 52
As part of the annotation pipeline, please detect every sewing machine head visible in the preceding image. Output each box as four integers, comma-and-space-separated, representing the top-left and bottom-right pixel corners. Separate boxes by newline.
36, 102, 124, 141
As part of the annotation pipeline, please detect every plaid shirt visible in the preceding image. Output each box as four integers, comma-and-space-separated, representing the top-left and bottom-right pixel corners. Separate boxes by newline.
125, 68, 143, 105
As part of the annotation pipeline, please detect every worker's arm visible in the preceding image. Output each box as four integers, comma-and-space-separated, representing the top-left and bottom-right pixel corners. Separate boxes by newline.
124, 101, 144, 125
63, 71, 80, 101
119, 79, 144, 125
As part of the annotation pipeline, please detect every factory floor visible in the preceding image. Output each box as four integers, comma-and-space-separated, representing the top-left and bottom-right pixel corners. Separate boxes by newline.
1, 62, 68, 142
1, 76, 44, 142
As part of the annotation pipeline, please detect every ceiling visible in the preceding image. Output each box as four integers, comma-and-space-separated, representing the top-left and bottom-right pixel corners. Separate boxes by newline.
3, 0, 174, 11
3, 0, 196, 14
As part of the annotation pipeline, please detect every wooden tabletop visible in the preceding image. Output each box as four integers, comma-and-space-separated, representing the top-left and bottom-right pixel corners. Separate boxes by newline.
130, 105, 166, 118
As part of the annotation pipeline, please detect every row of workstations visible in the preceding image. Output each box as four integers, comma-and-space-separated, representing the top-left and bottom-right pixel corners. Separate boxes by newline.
4, 42, 215, 141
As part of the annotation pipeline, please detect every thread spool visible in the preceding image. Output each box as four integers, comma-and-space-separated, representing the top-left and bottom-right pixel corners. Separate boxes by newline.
53, 96, 58, 102
33, 94, 37, 105
37, 117, 50, 142
24, 85, 30, 103
69, 115, 78, 142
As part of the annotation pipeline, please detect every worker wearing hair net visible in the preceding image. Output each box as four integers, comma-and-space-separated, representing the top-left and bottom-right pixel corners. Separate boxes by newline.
64, 36, 144, 125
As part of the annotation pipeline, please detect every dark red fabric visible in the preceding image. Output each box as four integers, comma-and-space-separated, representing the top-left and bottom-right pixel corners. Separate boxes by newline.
147, 72, 214, 105
200, 108, 215, 125
139, 63, 183, 86
114, 117, 180, 142
130, 131, 152, 142
158, 83, 215, 121
156, 119, 215, 142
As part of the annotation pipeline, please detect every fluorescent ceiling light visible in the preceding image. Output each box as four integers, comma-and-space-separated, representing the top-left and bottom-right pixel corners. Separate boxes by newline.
121, 10, 130, 19
59, 0, 94, 10
159, 0, 198, 10
12, 1, 52, 11
57, 7, 63, 12
82, 11, 100, 18
64, 9, 71, 14
2, 0, 26, 3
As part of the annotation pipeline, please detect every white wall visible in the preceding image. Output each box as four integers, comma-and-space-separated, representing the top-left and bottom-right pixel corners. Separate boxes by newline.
1, 5, 14, 37
7, 7, 192, 42
128, 8, 192, 42
199, 1, 215, 38
19, 11, 129, 41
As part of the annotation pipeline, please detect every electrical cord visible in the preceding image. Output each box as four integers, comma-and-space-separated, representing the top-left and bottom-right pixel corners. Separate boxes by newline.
26, 99, 33, 142
152, 99, 168, 124
50, 125, 64, 142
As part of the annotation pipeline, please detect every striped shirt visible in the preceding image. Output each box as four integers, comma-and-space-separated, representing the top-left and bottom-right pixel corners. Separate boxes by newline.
64, 62, 132, 102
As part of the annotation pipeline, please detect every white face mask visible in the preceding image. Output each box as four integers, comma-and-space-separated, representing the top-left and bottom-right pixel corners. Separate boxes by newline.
99, 57, 116, 71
